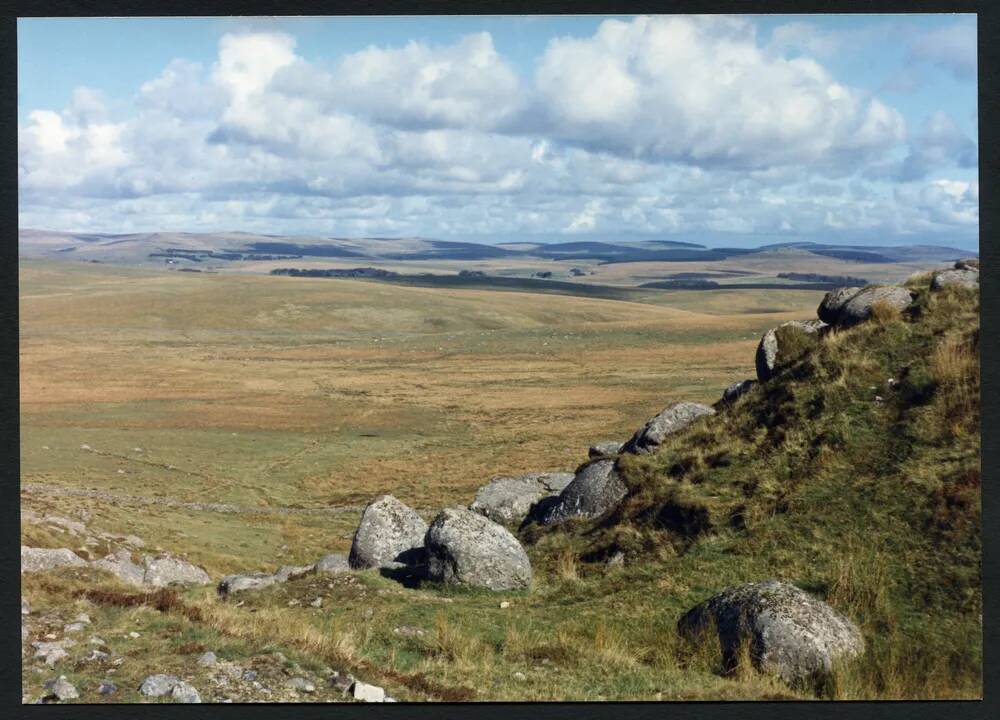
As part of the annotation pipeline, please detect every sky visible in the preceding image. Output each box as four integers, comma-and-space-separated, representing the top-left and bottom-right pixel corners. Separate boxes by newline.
17, 14, 979, 249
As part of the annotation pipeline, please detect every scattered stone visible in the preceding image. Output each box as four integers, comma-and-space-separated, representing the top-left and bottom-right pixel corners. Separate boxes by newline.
469, 472, 575, 525
588, 441, 623, 458
89, 636, 106, 645
83, 649, 109, 662
824, 285, 914, 328
513, 671, 526, 681
350, 680, 386, 702
755, 321, 826, 382
242, 670, 258, 682
606, 551, 626, 567
44, 675, 79, 701
537, 459, 628, 525
328, 671, 355, 693
720, 379, 756, 405
142, 554, 211, 587
274, 564, 315, 582
21, 546, 87, 573
129, 632, 140, 639
98, 680, 117, 696
310, 597, 323, 608
170, 681, 202, 703
63, 623, 87, 634
21, 598, 30, 615
33, 640, 74, 666
349, 495, 428, 569
425, 507, 532, 591
197, 651, 217, 667
73, 613, 91, 624
393, 625, 426, 638
287, 677, 316, 693
932, 266, 979, 291
139, 674, 179, 697
621, 402, 716, 455
677, 580, 865, 686
499, 601, 511, 609
314, 553, 351, 574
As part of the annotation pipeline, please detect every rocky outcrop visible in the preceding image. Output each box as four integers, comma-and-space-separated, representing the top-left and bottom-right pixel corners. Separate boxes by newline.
821, 285, 914, 328
677, 580, 864, 686
932, 260, 979, 291
536, 459, 627, 525
21, 546, 87, 573
139, 674, 201, 702
621, 402, 716, 455
315, 553, 350, 574
425, 507, 532, 590
720, 379, 756, 405
141, 555, 211, 587
218, 572, 279, 597
469, 472, 574, 525
755, 321, 826, 382
588, 441, 623, 457
349, 495, 428, 570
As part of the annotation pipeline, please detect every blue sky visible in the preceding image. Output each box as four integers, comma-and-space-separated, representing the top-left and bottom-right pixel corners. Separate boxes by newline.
17, 14, 979, 249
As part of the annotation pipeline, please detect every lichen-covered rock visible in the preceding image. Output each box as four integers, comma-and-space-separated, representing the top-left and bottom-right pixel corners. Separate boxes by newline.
621, 402, 716, 455
425, 507, 532, 590
142, 555, 211, 587
274, 564, 315, 582
677, 580, 864, 686
932, 267, 979, 291
44, 676, 79, 701
469, 472, 574, 525
537, 459, 627, 525
91, 549, 145, 587
170, 681, 202, 703
588, 441, 623, 458
720, 379, 756, 405
20, 546, 87, 573
755, 320, 826, 382
817, 287, 862, 324
832, 285, 914, 328
349, 495, 428, 569
139, 674, 180, 697
315, 553, 351, 574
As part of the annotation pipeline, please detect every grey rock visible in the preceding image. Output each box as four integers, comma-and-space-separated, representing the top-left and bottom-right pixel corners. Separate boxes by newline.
83, 649, 109, 662
242, 669, 258, 681
98, 681, 117, 696
288, 677, 316, 693
20, 546, 86, 573
954, 258, 979, 270
721, 379, 756, 405
350, 680, 386, 702
328, 671, 355, 693
425, 507, 532, 591
817, 287, 862, 324
831, 285, 914, 328
621, 402, 716, 455
197, 651, 217, 667
45, 675, 78, 701
310, 597, 323, 608
349, 495, 428, 569
606, 551, 626, 567
588, 441, 623, 458
170, 681, 202, 703
63, 622, 87, 634
469, 472, 574, 525
142, 555, 211, 587
21, 598, 30, 615
274, 564, 315, 582
139, 674, 180, 697
91, 549, 145, 587
931, 267, 979, 291
217, 572, 279, 597
315, 553, 351, 574
33, 640, 74, 666
537, 459, 627, 525
677, 580, 865, 686
755, 321, 826, 382
393, 625, 426, 638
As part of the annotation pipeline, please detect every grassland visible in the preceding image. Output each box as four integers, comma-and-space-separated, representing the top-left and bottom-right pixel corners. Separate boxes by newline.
20, 259, 979, 702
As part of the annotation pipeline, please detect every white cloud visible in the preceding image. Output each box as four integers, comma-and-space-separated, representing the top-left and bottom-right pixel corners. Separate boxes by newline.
908, 19, 977, 81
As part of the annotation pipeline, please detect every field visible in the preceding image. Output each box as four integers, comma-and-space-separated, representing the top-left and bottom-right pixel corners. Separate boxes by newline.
19, 259, 980, 702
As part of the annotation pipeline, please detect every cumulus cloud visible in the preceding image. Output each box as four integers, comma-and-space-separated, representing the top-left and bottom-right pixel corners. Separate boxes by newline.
16, 18, 978, 244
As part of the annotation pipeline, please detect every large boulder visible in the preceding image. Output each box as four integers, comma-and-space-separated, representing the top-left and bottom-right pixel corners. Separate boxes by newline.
469, 472, 574, 526
142, 555, 211, 587
588, 441, 623, 458
755, 321, 826, 382
21, 546, 87, 573
931, 266, 979, 291
621, 402, 716, 455
720, 379, 756, 406
349, 495, 428, 570
92, 549, 145, 587
537, 459, 628, 525
424, 508, 531, 591
826, 286, 914, 328
677, 580, 864, 686
817, 287, 862, 325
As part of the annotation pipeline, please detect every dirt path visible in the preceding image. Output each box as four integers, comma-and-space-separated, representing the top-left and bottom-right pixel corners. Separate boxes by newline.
21, 482, 363, 517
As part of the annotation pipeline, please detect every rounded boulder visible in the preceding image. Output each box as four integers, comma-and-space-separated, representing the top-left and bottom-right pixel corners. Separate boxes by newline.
621, 402, 716, 455
425, 507, 531, 590
755, 320, 826, 382
537, 459, 627, 525
349, 495, 428, 569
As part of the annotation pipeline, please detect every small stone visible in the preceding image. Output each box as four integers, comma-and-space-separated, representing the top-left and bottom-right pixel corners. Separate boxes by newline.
21, 598, 30, 615
513, 671, 526, 681
89, 636, 106, 645
171, 681, 202, 703
350, 680, 386, 702
197, 651, 217, 667
46, 675, 79, 701
139, 674, 179, 697
80, 444, 91, 450
287, 599, 300, 607
288, 677, 315, 693
242, 669, 258, 681
84, 649, 109, 662
392, 625, 426, 638
129, 631, 140, 639
310, 597, 323, 608
98, 680, 117, 696
328, 671, 355, 692
64, 623, 87, 633
499, 601, 511, 609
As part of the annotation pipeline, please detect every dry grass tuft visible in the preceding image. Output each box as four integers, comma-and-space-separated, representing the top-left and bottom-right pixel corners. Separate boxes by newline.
868, 299, 903, 324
